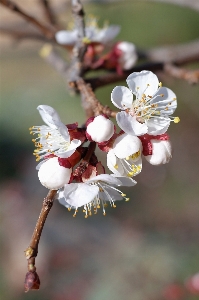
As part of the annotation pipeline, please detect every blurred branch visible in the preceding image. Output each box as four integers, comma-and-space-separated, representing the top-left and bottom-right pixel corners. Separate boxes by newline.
0, 0, 55, 39
70, 0, 87, 80
164, 64, 199, 84
144, 39, 199, 64
0, 26, 47, 42
39, 0, 58, 27
40, 44, 70, 79
24, 189, 57, 292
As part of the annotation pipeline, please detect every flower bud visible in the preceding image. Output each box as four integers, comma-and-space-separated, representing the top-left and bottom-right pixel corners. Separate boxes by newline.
144, 140, 172, 165
38, 157, 72, 189
24, 271, 40, 292
86, 115, 115, 143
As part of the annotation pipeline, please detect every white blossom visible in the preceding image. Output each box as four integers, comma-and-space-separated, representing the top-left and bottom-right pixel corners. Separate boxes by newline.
55, 17, 120, 46
57, 174, 136, 217
86, 115, 115, 143
38, 157, 72, 189
29, 105, 81, 161
107, 133, 142, 177
144, 139, 172, 165
111, 70, 179, 136
116, 41, 137, 70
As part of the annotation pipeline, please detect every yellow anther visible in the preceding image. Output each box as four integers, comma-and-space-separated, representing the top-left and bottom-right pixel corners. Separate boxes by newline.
97, 205, 100, 209
112, 204, 116, 208
68, 207, 71, 211
84, 214, 88, 219
103, 212, 106, 216
99, 188, 104, 192
125, 198, 130, 202
174, 117, 180, 123
89, 211, 92, 216
160, 94, 164, 97
82, 37, 91, 44
73, 214, 76, 218
147, 83, 150, 86
136, 86, 140, 90
126, 156, 130, 160
39, 44, 52, 58
158, 82, 162, 87
121, 193, 126, 197
131, 150, 140, 160
114, 164, 118, 169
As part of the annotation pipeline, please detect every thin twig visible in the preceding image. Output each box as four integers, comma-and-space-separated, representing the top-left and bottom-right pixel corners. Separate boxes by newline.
76, 78, 117, 117
39, 0, 58, 27
24, 189, 57, 292
0, 0, 55, 39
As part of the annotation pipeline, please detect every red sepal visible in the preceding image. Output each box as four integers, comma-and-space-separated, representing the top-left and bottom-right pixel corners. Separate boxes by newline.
58, 157, 72, 169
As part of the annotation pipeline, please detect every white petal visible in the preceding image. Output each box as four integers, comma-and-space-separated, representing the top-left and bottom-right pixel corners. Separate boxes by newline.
113, 133, 141, 158
38, 157, 72, 189
99, 187, 123, 202
86, 173, 122, 186
57, 139, 81, 158
111, 86, 133, 110
55, 30, 78, 45
37, 105, 62, 128
117, 42, 137, 70
94, 25, 120, 43
64, 183, 99, 207
145, 140, 172, 165
126, 70, 159, 99
107, 149, 125, 176
111, 175, 137, 186
57, 123, 70, 141
152, 87, 177, 115
147, 117, 170, 135
116, 112, 147, 136
86, 115, 114, 142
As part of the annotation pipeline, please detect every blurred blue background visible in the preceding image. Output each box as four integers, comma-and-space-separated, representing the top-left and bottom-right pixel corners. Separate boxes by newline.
0, 1, 199, 299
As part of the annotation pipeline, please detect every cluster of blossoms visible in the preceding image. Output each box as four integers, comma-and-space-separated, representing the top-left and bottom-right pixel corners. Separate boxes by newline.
55, 15, 138, 74
30, 71, 179, 218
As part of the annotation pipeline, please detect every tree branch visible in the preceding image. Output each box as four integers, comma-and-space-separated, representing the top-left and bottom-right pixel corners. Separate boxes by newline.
0, 0, 55, 39
24, 189, 57, 292
39, 0, 58, 27
76, 78, 117, 117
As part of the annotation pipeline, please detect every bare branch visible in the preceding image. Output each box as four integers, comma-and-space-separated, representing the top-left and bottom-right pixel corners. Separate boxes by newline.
70, 0, 87, 80
0, 0, 55, 39
76, 78, 117, 118
164, 64, 199, 84
144, 39, 199, 65
39, 0, 58, 27
24, 189, 57, 292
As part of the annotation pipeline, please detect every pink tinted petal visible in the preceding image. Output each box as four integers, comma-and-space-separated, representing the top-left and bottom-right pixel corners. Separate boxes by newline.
111, 86, 133, 110
126, 70, 159, 98
116, 111, 147, 136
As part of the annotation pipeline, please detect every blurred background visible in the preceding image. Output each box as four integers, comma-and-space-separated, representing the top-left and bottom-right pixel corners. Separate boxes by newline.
1, 1, 199, 299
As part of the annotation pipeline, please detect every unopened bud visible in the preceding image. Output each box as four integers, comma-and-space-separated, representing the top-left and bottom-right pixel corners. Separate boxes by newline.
24, 271, 40, 292
86, 115, 115, 143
